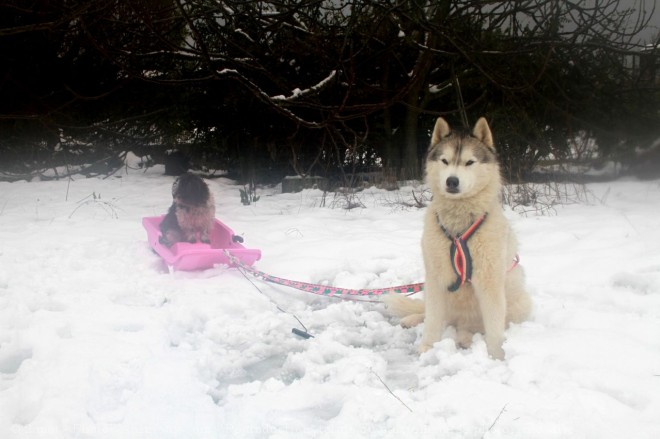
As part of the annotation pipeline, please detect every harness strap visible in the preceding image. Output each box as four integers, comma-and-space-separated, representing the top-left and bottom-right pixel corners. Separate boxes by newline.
509, 254, 520, 272
437, 213, 488, 292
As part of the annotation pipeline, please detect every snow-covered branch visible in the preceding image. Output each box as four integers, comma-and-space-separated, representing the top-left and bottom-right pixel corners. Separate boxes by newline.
271, 70, 338, 102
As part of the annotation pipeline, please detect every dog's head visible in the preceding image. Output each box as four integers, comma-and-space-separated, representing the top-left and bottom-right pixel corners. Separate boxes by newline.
172, 173, 210, 206
425, 117, 500, 199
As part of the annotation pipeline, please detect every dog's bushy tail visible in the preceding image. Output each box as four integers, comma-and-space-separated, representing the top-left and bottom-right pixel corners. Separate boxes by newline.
383, 294, 424, 317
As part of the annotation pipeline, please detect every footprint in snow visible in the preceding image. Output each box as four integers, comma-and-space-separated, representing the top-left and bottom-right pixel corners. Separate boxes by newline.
0, 348, 33, 374
611, 268, 660, 295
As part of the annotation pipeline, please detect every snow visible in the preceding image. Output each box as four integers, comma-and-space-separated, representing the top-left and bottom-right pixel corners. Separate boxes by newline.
1, 165, 659, 439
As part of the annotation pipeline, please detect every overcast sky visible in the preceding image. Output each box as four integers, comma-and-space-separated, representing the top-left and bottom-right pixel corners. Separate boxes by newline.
627, 0, 659, 42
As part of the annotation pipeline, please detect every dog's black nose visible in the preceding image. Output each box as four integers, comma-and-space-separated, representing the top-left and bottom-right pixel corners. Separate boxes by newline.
446, 176, 460, 192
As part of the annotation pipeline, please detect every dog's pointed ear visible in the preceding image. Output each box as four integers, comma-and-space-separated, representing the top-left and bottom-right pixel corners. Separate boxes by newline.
473, 117, 494, 149
431, 117, 451, 145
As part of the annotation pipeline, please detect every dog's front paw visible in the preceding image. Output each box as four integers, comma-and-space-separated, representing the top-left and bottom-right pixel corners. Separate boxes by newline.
456, 329, 474, 348
400, 313, 424, 328
418, 342, 437, 354
487, 343, 505, 360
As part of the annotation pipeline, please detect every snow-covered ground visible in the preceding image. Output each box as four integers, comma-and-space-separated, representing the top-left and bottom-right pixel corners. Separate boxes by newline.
1, 163, 659, 439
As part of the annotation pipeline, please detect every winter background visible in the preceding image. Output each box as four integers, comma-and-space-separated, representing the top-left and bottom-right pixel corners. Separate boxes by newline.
0, 158, 659, 439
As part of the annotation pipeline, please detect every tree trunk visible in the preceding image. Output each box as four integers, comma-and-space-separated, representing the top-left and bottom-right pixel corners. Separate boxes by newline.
398, 0, 450, 179
402, 103, 421, 179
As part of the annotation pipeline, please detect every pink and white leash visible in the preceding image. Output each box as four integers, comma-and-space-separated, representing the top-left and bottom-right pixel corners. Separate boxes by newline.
223, 250, 424, 300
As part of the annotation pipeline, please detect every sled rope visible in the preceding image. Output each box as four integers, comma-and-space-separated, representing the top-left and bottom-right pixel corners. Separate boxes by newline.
234, 258, 314, 339
224, 250, 423, 299
437, 212, 488, 292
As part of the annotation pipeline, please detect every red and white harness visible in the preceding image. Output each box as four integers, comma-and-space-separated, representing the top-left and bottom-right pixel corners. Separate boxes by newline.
436, 212, 519, 292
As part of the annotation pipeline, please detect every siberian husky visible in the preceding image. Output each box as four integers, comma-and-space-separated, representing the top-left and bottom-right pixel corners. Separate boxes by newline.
386, 117, 531, 359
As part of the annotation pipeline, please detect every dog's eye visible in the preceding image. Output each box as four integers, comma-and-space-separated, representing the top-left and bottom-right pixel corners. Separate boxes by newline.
465, 160, 475, 166
441, 159, 449, 165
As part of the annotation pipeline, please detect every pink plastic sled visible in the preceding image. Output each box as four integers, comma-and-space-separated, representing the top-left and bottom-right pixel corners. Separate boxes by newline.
143, 216, 261, 271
